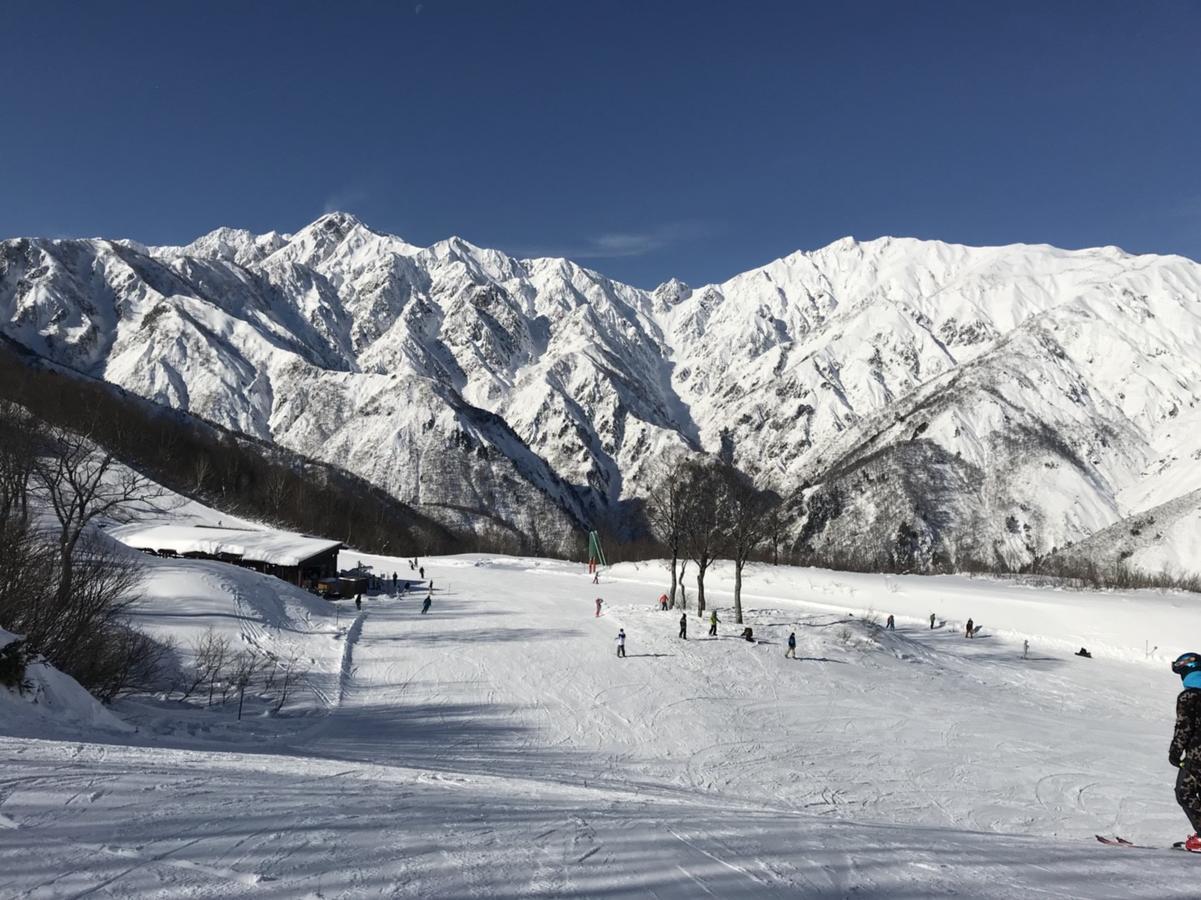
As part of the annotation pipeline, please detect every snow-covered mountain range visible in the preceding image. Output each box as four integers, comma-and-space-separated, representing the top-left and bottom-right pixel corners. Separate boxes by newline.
3, 213, 1201, 569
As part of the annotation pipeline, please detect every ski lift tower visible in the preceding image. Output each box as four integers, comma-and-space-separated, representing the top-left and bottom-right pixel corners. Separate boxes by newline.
587, 530, 607, 575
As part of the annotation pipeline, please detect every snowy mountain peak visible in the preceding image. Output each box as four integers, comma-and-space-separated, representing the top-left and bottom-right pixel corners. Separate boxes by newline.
4, 218, 1201, 571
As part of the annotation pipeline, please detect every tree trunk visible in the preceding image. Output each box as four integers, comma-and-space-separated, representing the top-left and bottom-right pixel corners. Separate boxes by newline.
668, 552, 678, 607
734, 559, 744, 624
696, 558, 708, 615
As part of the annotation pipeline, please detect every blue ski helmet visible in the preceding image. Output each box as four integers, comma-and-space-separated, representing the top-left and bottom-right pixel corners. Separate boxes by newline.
1172, 653, 1201, 678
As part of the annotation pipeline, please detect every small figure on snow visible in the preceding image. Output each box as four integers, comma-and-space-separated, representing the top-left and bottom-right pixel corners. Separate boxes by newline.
965, 618, 974, 639
420, 566, 425, 580
679, 613, 687, 640
709, 609, 719, 637
391, 572, 398, 592
355, 593, 362, 611
421, 594, 432, 614
1170, 652, 1201, 852
659, 593, 669, 611
595, 597, 604, 617
1075, 647, 1092, 658
1023, 639, 1029, 659
930, 612, 936, 629
740, 627, 754, 643
885, 614, 895, 631
592, 570, 600, 585
616, 628, 626, 658
786, 631, 797, 659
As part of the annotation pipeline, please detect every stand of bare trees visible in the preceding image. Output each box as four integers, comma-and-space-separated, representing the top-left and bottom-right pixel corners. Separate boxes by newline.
646, 456, 780, 621
0, 401, 174, 701
176, 628, 309, 717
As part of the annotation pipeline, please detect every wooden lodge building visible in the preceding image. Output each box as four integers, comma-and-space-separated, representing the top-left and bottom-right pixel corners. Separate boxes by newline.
110, 523, 342, 589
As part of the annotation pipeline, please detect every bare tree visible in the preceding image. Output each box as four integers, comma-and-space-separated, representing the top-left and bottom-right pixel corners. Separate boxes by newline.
644, 456, 688, 607
721, 468, 780, 624
32, 426, 169, 610
679, 461, 727, 616
230, 648, 266, 720
0, 401, 37, 523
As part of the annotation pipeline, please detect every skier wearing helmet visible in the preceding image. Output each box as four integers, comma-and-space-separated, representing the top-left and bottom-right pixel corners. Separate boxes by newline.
1170, 652, 1201, 852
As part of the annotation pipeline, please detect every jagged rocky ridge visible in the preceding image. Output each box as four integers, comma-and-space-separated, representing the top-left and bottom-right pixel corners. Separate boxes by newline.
3, 214, 1201, 569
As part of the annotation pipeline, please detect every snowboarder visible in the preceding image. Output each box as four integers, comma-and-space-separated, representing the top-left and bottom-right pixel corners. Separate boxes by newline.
659, 594, 669, 611
595, 597, 603, 617
786, 631, 797, 659
930, 612, 936, 629
965, 618, 974, 639
1170, 652, 1201, 852
354, 593, 362, 611
421, 594, 432, 614
679, 613, 687, 640
616, 629, 626, 658
886, 614, 895, 630
709, 609, 719, 636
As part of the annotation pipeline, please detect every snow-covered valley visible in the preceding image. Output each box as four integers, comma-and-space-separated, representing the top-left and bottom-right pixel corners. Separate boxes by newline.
3, 529, 1200, 897
4, 216, 1201, 570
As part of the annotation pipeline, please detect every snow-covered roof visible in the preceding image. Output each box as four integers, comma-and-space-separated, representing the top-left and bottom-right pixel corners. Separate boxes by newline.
109, 524, 342, 567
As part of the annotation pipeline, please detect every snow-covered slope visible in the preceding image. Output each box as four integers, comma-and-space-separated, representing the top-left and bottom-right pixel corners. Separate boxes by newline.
4, 547, 1201, 897
4, 217, 1201, 569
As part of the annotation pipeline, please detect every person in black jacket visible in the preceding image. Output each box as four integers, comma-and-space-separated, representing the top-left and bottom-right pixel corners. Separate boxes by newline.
1170, 652, 1201, 852
679, 613, 687, 640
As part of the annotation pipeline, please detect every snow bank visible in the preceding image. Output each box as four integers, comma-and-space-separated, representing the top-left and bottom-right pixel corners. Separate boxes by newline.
0, 629, 132, 738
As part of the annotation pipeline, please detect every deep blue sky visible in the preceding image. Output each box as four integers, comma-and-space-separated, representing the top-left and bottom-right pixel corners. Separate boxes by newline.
2, 1, 1199, 287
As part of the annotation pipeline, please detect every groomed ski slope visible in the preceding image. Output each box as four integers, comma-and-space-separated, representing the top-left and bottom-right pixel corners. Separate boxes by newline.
3, 551, 1200, 897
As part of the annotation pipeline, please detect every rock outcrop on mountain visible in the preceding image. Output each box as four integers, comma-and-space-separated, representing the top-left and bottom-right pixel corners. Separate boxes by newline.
3, 214, 1200, 569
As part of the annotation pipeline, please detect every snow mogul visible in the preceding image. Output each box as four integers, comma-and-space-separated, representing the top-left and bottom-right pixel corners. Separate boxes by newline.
1170, 652, 1201, 852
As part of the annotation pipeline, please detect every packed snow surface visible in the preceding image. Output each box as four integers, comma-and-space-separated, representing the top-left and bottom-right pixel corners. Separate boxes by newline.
2, 545, 1200, 897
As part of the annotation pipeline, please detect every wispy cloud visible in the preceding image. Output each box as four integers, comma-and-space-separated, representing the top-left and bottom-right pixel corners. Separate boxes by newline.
321, 185, 371, 216
516, 220, 718, 260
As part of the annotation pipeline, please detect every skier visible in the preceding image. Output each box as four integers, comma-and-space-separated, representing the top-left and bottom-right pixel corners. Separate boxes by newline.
1023, 639, 1029, 659
595, 597, 603, 617
965, 618, 974, 639
1170, 652, 1201, 852
786, 631, 797, 659
421, 593, 432, 614
886, 614, 895, 630
592, 571, 600, 585
709, 609, 719, 636
420, 566, 425, 580
391, 572, 397, 592
616, 628, 626, 658
679, 613, 687, 640
659, 593, 669, 611
930, 612, 936, 629
354, 593, 362, 611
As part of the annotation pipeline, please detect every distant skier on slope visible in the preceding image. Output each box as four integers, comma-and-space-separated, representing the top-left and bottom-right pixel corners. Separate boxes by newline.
421, 594, 432, 614
786, 631, 797, 659
709, 609, 719, 636
420, 566, 425, 580
616, 629, 626, 658
595, 597, 604, 617
930, 612, 936, 629
659, 594, 669, 611
886, 614, 895, 630
965, 618, 974, 639
679, 613, 687, 640
1170, 652, 1201, 852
